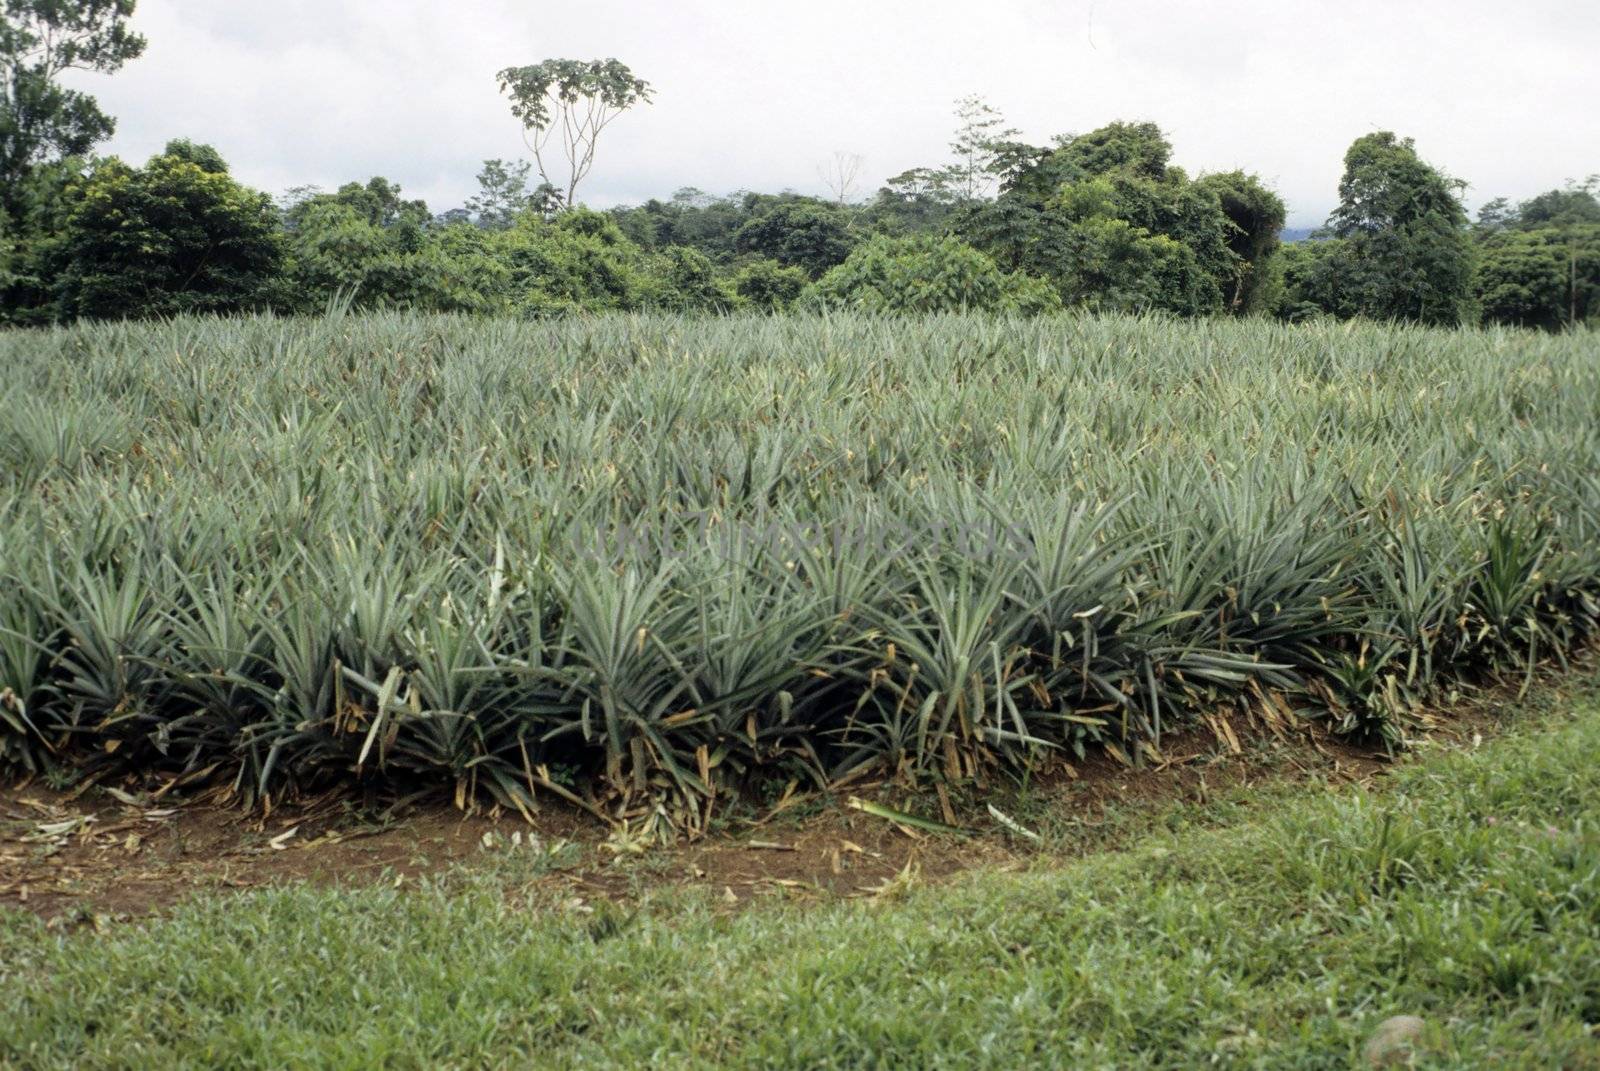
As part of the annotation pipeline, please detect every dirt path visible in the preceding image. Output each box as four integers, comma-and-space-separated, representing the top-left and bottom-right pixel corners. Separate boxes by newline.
0, 668, 1549, 927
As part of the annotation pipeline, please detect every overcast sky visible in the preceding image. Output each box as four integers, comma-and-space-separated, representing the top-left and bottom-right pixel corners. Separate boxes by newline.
67, 0, 1598, 227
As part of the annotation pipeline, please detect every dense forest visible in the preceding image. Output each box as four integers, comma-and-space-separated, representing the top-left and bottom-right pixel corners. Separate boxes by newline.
1, 2, 1595, 329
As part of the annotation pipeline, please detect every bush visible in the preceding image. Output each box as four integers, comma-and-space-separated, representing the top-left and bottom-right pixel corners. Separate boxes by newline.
812, 234, 1060, 314
490, 208, 650, 313
732, 258, 808, 311
643, 246, 735, 312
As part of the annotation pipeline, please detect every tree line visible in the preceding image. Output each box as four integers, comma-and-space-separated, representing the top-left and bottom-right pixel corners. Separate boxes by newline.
1, 2, 1594, 328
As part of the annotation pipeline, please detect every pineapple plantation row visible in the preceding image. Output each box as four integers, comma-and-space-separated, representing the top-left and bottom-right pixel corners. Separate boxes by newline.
2, 311, 1597, 833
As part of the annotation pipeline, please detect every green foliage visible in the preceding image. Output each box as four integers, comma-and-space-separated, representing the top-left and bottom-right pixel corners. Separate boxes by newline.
1047, 175, 1226, 315
1195, 170, 1286, 314
1504, 180, 1600, 229
494, 57, 651, 205
0, 154, 80, 323
159, 137, 227, 175
731, 257, 808, 312
1273, 237, 1346, 321
464, 158, 538, 230
813, 234, 1059, 313
960, 121, 1277, 318
1331, 132, 1468, 237
277, 175, 510, 313
491, 206, 650, 313
283, 201, 487, 314
866, 167, 961, 237
734, 199, 855, 277
1307, 132, 1474, 326
609, 187, 747, 260
1052, 119, 1173, 181
0, 0, 145, 221
1, 312, 1597, 820
1475, 230, 1574, 329
285, 175, 429, 231
54, 147, 282, 319
1473, 179, 1600, 330
642, 245, 733, 312
495, 57, 651, 134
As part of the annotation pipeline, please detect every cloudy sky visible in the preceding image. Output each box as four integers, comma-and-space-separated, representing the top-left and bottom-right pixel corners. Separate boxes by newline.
67, 0, 1598, 227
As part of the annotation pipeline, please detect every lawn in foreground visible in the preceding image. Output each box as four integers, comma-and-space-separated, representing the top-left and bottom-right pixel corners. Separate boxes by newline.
3, 675, 1598, 1070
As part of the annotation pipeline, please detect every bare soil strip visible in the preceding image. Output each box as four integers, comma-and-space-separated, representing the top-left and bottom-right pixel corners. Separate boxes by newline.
2, 659, 1569, 926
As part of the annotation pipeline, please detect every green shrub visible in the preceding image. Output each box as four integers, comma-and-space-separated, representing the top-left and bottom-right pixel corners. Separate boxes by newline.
732, 257, 809, 312
812, 234, 1059, 314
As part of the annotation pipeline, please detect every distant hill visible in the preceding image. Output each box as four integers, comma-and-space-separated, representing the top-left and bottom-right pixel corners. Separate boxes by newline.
1281, 227, 1317, 243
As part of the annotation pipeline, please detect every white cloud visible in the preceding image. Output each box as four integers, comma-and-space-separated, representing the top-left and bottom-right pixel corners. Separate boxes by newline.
64, 0, 1600, 226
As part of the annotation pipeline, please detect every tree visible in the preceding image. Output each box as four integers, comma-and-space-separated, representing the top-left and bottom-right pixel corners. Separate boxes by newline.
1052, 121, 1172, 183
1043, 179, 1218, 315
1474, 230, 1571, 330
1195, 171, 1287, 314
818, 150, 863, 206
1273, 238, 1349, 321
1330, 132, 1466, 237
957, 121, 1276, 317
321, 176, 429, 229
285, 197, 502, 314
54, 145, 282, 319
945, 94, 1018, 200
495, 58, 651, 207
0, 152, 78, 321
643, 245, 732, 312
865, 167, 960, 237
465, 158, 533, 229
1475, 197, 1516, 232
161, 137, 228, 174
0, 0, 145, 222
1516, 178, 1600, 229
488, 206, 649, 314
733, 199, 854, 277
1322, 132, 1473, 325
1471, 179, 1600, 329
866, 96, 1017, 230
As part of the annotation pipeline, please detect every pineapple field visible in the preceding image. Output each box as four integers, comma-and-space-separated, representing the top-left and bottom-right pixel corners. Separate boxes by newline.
2, 311, 1598, 832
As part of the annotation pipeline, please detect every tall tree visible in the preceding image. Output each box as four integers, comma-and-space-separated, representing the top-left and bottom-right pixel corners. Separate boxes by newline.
1324, 132, 1473, 325
494, 58, 651, 207
1196, 170, 1286, 314
465, 158, 534, 229
945, 94, 1018, 200
0, 0, 145, 221
54, 144, 282, 319
958, 121, 1278, 317
1472, 178, 1600, 329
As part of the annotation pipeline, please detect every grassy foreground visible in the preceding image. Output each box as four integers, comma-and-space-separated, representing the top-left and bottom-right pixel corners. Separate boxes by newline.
3, 676, 1598, 1069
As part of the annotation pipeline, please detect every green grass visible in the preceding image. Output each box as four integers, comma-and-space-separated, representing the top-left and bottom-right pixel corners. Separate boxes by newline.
2, 311, 1598, 828
4, 673, 1598, 1069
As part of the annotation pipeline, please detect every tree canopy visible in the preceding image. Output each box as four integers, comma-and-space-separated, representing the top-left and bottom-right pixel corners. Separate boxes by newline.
0, 11, 1586, 333
54, 145, 282, 319
495, 58, 652, 207
0, 0, 144, 224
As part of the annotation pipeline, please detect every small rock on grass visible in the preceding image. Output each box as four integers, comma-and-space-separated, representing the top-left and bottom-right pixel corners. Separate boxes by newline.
1363, 1015, 1426, 1067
